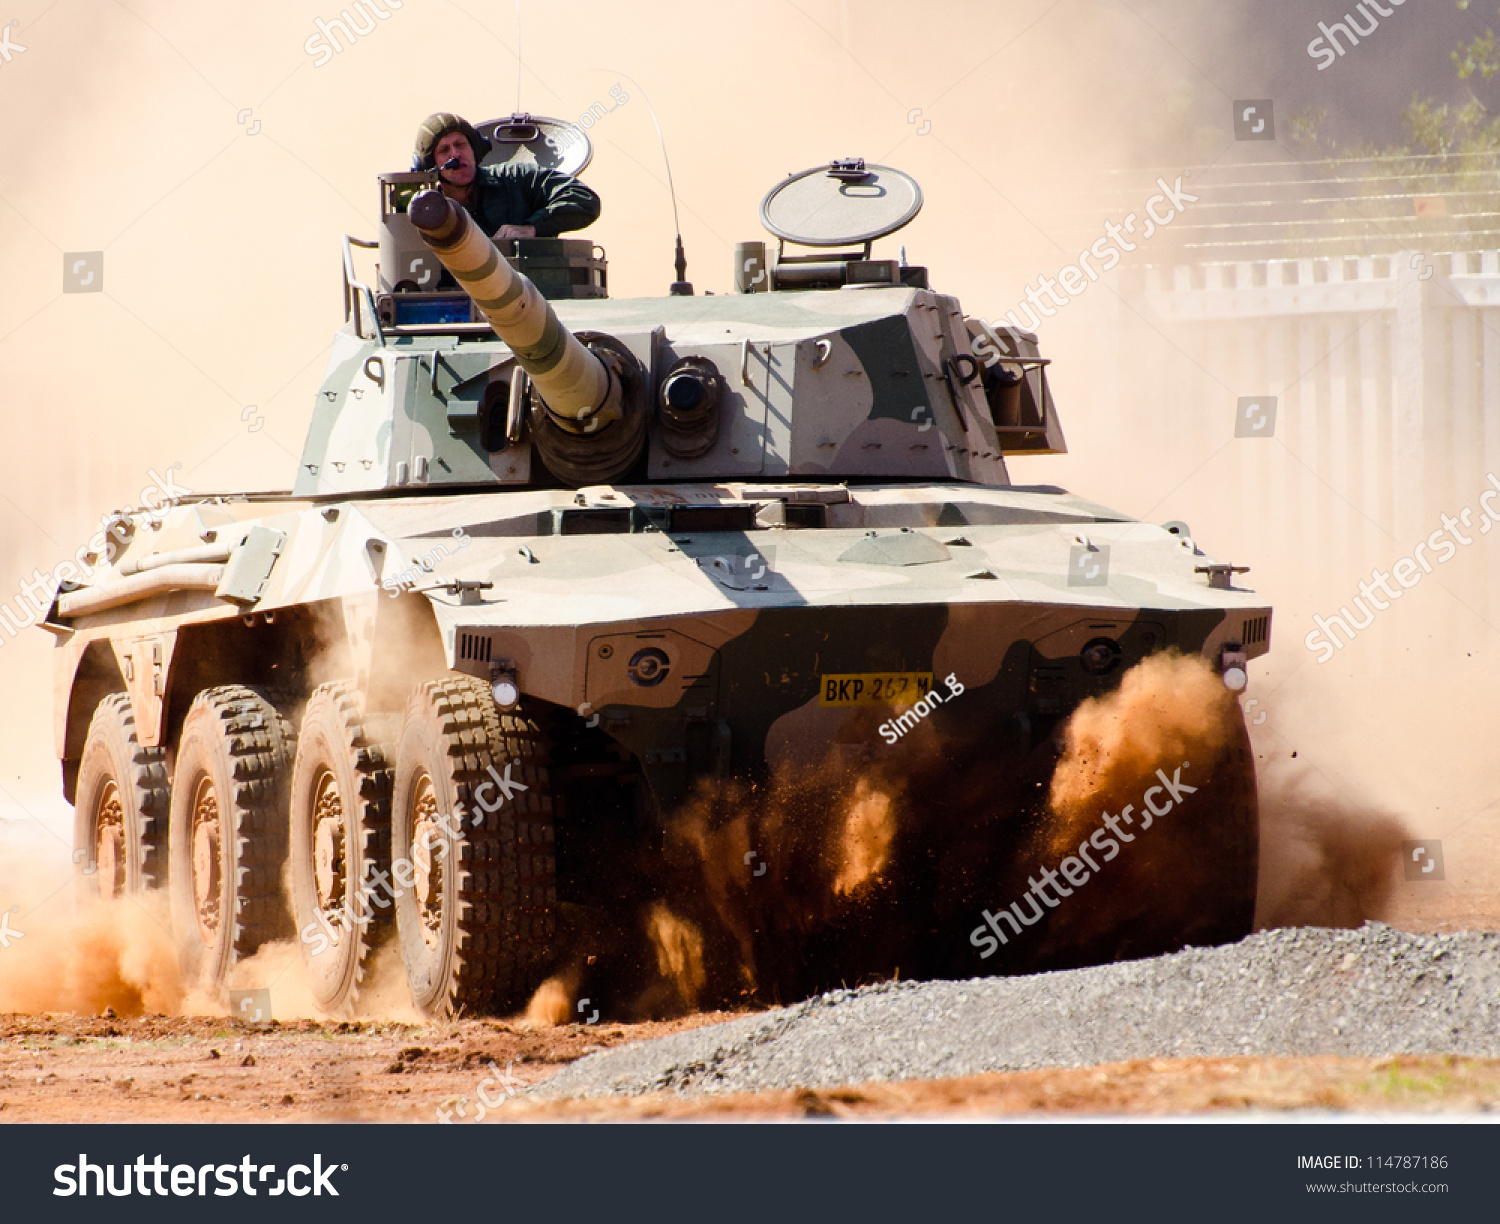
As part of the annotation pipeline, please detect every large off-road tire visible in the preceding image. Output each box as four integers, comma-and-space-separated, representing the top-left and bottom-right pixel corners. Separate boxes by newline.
391, 676, 554, 1017
168, 686, 295, 988
73, 693, 169, 902
288, 682, 393, 1015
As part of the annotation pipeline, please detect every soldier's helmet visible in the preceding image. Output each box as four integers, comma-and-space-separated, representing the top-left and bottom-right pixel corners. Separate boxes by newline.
412, 112, 493, 171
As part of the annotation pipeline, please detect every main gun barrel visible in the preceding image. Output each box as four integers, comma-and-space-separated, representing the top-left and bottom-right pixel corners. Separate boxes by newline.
408, 190, 609, 422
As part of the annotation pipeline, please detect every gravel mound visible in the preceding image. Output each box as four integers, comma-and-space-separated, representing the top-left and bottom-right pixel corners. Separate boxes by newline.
534, 924, 1500, 1099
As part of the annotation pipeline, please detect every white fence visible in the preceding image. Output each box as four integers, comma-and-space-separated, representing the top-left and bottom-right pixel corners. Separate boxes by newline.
1123, 248, 1500, 658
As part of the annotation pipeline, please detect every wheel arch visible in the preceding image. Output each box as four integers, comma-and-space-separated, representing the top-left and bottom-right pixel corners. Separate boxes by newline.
60, 591, 441, 801
60, 640, 127, 805
162, 601, 349, 751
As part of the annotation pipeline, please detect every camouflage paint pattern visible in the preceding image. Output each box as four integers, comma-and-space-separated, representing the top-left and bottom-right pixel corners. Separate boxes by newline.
46, 213, 1268, 833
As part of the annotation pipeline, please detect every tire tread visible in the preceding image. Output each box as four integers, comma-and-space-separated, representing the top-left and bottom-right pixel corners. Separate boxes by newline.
404, 676, 554, 1016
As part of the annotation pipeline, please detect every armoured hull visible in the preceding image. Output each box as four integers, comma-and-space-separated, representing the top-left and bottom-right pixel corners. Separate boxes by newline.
52, 479, 1267, 789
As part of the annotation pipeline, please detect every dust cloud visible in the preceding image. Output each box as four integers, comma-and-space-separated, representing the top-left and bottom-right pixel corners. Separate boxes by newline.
0, 891, 182, 1017
1045, 652, 1413, 938
0, 846, 424, 1022
531, 652, 1278, 1021
1046, 650, 1239, 860
644, 904, 707, 1012
525, 650, 1425, 1024
832, 778, 898, 898
525, 971, 578, 1026
1253, 773, 1410, 931
0, 650, 1418, 1027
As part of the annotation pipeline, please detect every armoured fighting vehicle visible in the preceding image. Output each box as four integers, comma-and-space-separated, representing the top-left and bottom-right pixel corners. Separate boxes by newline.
47, 117, 1270, 1017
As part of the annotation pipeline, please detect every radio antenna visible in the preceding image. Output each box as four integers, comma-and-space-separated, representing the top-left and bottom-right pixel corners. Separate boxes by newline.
606, 71, 692, 295
514, 0, 523, 113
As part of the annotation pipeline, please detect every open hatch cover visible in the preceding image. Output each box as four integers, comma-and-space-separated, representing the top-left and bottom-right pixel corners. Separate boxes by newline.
476, 113, 593, 176
759, 158, 923, 248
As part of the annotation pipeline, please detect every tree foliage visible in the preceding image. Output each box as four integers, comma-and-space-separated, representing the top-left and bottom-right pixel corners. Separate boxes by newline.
1289, 4, 1500, 251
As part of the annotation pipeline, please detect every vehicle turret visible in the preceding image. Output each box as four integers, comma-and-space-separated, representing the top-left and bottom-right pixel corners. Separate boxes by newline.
298, 153, 1063, 497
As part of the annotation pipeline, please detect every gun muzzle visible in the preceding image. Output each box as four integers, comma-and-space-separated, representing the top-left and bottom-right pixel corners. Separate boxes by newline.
408, 190, 613, 424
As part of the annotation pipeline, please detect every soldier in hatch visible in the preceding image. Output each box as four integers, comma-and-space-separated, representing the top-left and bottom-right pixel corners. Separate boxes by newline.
412, 112, 601, 239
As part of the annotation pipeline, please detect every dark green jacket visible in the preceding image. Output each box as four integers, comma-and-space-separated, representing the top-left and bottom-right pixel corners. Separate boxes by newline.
466, 163, 600, 237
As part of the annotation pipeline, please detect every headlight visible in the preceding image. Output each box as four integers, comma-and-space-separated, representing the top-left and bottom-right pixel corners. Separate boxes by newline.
1079, 637, 1122, 675
490, 665, 520, 710
1219, 641, 1248, 691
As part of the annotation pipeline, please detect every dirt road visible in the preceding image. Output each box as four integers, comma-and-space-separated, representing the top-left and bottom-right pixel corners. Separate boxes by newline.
0, 1012, 740, 1123
0, 1002, 1488, 1116
2, 1010, 1497, 1122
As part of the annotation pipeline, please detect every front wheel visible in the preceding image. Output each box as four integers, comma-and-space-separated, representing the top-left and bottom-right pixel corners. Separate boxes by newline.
391, 676, 554, 1017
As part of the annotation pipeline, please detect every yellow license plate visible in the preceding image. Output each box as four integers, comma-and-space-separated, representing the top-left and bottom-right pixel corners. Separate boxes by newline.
819, 672, 933, 706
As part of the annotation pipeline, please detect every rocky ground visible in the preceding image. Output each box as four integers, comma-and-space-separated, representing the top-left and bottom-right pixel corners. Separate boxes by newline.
534, 924, 1500, 1102
2, 923, 1497, 1121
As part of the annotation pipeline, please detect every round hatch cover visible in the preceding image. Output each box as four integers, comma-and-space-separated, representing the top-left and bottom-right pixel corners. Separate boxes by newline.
760, 159, 922, 247
475, 113, 593, 176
